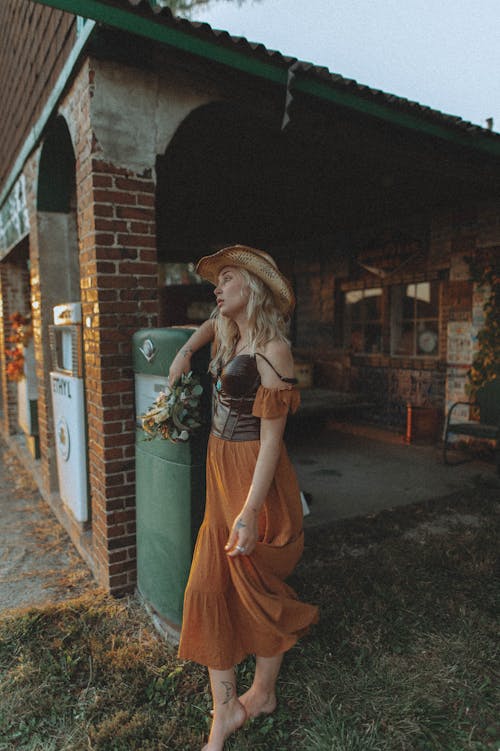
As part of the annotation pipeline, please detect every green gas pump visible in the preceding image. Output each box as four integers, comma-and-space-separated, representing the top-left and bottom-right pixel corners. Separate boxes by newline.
133, 327, 210, 628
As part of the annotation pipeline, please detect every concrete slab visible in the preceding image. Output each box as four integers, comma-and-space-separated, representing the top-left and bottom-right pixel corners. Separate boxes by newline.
0, 443, 98, 615
287, 426, 498, 528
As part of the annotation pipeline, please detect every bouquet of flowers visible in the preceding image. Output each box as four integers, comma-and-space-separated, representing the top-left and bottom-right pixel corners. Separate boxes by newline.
140, 371, 204, 442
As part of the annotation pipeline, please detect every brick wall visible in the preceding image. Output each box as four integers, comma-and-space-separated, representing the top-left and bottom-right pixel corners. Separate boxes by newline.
75, 62, 159, 593
350, 363, 446, 428
293, 250, 337, 353
17, 59, 160, 595
291, 200, 499, 432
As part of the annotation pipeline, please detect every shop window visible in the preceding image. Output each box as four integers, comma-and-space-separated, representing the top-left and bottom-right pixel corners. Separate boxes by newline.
158, 262, 214, 325
343, 288, 383, 354
391, 282, 439, 357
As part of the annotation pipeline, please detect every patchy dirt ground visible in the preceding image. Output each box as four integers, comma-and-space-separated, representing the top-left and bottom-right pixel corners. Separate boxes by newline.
0, 443, 99, 614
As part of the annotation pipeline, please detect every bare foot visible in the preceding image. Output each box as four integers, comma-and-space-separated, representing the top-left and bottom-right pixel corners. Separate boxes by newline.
238, 687, 277, 719
202, 699, 247, 751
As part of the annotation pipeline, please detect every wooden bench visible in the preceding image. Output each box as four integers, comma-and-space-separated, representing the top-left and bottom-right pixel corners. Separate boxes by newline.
443, 378, 500, 474
293, 388, 374, 420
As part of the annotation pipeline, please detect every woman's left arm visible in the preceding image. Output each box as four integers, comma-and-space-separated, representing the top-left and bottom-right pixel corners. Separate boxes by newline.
225, 340, 294, 557
225, 415, 286, 557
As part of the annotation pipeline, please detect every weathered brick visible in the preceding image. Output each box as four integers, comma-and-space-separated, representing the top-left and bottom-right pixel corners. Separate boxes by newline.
117, 233, 156, 248
93, 189, 137, 205
108, 535, 136, 551
130, 221, 154, 234
118, 261, 156, 275
109, 549, 128, 564
114, 177, 155, 192
95, 232, 118, 246
108, 572, 128, 587
136, 193, 155, 207
116, 205, 154, 221
94, 218, 128, 233
95, 261, 117, 274
97, 276, 138, 289
91, 159, 130, 176
94, 203, 114, 217
92, 174, 113, 188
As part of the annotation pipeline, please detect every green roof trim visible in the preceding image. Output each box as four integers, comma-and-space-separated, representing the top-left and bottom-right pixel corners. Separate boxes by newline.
34, 0, 285, 84
295, 77, 500, 156
32, 0, 500, 159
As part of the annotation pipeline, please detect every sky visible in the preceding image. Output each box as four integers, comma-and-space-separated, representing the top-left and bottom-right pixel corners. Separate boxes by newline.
192, 0, 500, 133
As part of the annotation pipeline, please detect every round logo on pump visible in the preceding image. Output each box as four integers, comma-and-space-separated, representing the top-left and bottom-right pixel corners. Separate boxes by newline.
139, 338, 156, 362
56, 417, 70, 462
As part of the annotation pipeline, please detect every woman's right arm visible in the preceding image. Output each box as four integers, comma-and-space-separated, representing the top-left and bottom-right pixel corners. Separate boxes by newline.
168, 319, 215, 386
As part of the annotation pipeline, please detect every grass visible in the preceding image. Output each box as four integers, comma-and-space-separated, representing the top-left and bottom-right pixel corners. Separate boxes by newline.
0, 479, 499, 750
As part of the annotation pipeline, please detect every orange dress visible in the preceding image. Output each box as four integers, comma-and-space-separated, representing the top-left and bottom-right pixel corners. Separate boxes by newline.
177, 354, 318, 670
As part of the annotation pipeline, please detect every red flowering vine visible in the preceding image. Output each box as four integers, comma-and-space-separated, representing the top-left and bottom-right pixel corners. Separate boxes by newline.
4, 312, 32, 382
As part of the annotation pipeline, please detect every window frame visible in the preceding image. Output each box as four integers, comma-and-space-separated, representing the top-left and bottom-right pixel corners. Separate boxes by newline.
390, 281, 440, 359
340, 277, 441, 359
342, 286, 384, 355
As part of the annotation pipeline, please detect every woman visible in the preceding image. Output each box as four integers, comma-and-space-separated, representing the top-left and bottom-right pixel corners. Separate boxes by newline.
169, 245, 318, 751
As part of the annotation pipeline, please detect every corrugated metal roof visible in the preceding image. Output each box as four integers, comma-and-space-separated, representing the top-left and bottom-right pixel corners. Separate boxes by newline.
122, 0, 498, 141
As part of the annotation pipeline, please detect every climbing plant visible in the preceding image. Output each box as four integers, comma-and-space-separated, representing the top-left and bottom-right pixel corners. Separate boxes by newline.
4, 312, 32, 382
466, 252, 500, 397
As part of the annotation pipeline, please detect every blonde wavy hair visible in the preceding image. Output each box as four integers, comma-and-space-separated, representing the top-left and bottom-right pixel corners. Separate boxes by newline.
210, 268, 290, 375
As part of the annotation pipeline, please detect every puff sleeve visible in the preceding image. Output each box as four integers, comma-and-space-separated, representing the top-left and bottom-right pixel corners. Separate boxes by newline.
252, 385, 301, 419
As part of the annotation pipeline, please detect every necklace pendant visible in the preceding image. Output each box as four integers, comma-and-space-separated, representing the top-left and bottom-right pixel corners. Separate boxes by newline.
216, 377, 222, 392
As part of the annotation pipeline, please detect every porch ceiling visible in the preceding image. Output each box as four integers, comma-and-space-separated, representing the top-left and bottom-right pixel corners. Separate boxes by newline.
155, 100, 500, 263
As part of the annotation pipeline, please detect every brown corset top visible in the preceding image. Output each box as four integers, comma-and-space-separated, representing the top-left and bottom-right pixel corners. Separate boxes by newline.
211, 355, 261, 441
211, 353, 298, 441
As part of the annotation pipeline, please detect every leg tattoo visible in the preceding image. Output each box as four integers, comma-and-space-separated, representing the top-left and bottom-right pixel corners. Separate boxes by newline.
221, 680, 234, 705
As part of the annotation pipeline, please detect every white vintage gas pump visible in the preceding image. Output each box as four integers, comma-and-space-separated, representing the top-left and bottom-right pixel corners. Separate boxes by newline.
49, 302, 88, 522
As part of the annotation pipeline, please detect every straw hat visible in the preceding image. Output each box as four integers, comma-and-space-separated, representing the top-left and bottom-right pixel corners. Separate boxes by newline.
196, 244, 295, 315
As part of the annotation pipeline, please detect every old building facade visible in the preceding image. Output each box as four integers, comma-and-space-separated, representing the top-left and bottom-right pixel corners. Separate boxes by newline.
1, 0, 499, 594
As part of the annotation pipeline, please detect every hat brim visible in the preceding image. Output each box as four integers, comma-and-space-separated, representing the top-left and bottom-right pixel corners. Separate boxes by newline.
196, 245, 295, 315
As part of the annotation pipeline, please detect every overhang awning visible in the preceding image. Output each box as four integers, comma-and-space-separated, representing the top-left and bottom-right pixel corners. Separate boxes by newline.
0, 176, 30, 261
32, 0, 500, 159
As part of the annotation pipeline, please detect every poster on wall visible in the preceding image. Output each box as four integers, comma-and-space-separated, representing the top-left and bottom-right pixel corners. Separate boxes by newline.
447, 321, 473, 366
449, 253, 471, 281
446, 322, 473, 433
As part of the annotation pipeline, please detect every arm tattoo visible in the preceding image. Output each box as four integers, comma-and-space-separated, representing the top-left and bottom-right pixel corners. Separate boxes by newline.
181, 347, 193, 358
235, 519, 246, 530
221, 680, 234, 704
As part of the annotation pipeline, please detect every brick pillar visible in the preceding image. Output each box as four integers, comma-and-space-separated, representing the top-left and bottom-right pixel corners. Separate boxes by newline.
0, 261, 30, 436
78, 156, 158, 595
